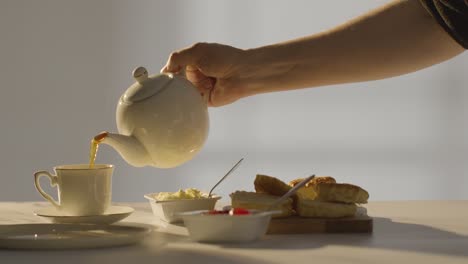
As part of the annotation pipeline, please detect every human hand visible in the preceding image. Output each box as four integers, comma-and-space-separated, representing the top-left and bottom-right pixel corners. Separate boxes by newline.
161, 43, 248, 107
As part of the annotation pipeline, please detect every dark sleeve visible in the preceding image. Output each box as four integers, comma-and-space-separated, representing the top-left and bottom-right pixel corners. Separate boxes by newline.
419, 0, 468, 49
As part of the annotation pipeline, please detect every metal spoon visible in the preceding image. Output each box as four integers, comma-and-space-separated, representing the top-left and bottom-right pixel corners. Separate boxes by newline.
208, 158, 244, 197
267, 174, 316, 210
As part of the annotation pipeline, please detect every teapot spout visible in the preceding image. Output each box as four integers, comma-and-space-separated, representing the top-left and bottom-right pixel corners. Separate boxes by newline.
101, 132, 152, 167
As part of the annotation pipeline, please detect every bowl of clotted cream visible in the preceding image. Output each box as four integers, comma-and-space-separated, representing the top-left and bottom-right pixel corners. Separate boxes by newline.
144, 188, 221, 223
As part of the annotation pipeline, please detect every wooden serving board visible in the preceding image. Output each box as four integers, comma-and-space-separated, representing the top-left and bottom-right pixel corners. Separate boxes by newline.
267, 215, 373, 234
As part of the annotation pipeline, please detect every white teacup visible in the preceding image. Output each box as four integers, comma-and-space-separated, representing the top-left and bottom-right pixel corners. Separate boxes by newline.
34, 164, 113, 216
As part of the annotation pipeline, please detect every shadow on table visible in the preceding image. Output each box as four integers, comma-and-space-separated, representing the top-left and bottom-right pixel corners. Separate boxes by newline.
1, 247, 269, 264
0, 227, 270, 264
218, 217, 468, 257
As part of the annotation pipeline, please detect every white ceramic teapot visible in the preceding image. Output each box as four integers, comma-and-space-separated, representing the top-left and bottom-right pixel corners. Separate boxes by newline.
100, 67, 209, 168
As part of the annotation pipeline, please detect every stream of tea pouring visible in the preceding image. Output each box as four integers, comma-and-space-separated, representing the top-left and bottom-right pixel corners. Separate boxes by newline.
89, 132, 108, 168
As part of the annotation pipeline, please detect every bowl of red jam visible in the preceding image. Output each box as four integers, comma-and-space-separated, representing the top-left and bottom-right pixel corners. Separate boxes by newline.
177, 207, 280, 243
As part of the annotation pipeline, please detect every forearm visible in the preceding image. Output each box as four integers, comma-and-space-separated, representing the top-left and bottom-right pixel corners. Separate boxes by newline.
240, 0, 465, 97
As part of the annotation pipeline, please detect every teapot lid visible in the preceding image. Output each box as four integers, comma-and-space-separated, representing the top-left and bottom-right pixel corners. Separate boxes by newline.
122, 67, 172, 103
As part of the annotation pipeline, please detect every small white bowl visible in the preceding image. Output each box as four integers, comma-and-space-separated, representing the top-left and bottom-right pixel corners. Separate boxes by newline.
144, 193, 221, 223
177, 209, 279, 243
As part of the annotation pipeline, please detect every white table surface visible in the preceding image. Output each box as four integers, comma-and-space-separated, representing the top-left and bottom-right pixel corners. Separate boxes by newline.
1, 201, 467, 264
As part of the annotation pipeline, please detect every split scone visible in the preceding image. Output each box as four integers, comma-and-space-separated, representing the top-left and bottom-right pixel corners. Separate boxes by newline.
313, 183, 369, 204
296, 199, 357, 218
289, 176, 369, 204
230, 191, 293, 218
289, 176, 337, 200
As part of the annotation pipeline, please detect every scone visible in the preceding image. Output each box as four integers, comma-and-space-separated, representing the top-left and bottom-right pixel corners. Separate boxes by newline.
289, 176, 337, 200
230, 191, 293, 218
297, 199, 357, 218
254, 174, 291, 196
295, 187, 316, 200
288, 176, 336, 187
312, 183, 369, 204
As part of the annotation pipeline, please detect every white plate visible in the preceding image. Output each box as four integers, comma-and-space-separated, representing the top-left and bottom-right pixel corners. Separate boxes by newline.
34, 206, 134, 224
0, 223, 151, 249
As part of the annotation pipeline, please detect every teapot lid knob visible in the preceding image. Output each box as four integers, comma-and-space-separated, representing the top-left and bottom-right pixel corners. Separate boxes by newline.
133, 66, 148, 83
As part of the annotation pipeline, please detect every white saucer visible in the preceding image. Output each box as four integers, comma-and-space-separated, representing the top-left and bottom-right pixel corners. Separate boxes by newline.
34, 206, 134, 225
0, 223, 151, 249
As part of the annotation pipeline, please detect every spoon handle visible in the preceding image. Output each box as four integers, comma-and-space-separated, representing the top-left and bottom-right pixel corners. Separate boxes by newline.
209, 158, 244, 197
268, 174, 316, 210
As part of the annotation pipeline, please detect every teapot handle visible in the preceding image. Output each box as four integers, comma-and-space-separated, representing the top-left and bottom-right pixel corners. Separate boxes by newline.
202, 90, 210, 105
179, 69, 211, 105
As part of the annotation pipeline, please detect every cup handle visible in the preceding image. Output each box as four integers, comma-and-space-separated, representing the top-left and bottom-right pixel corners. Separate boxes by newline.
34, 171, 60, 208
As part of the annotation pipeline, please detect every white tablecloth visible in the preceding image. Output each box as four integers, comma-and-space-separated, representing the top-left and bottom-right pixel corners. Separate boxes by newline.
1, 201, 468, 264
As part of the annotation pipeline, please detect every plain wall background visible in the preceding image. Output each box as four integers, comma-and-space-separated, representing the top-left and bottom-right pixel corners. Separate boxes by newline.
1, 0, 466, 203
